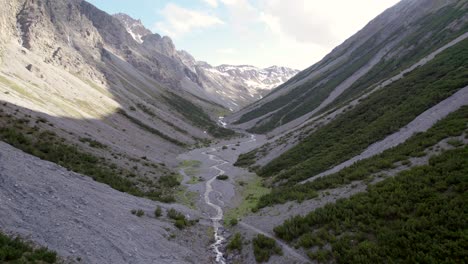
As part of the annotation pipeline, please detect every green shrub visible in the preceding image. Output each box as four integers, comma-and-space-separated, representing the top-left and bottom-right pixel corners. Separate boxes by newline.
216, 175, 229, 180
227, 233, 243, 252
273, 146, 468, 263
154, 206, 162, 218
252, 234, 283, 262
167, 208, 185, 221
0, 232, 57, 263
136, 209, 144, 217
167, 208, 196, 229
229, 218, 238, 226
158, 175, 180, 188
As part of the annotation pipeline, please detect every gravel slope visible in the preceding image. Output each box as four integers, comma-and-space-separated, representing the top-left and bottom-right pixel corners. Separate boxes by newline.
0, 142, 210, 264
301, 85, 468, 184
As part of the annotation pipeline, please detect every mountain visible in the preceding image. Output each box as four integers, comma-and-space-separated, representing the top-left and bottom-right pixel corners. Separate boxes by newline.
232, 0, 468, 177
113, 13, 152, 43
228, 0, 468, 134
0, 0, 236, 261
113, 13, 299, 110
196, 64, 300, 110
228, 0, 468, 262
1, 0, 467, 263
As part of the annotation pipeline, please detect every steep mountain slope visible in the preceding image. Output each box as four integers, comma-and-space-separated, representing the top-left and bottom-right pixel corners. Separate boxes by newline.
114, 13, 299, 110
233, 0, 468, 170
0, 0, 234, 166
229, 0, 467, 134
0, 0, 231, 261
226, 1, 468, 262
0, 141, 211, 263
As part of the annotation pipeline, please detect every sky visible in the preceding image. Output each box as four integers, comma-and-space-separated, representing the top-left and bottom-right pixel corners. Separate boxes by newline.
86, 0, 400, 70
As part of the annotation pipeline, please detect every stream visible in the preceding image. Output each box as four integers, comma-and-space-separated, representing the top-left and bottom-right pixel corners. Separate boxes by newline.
202, 134, 256, 263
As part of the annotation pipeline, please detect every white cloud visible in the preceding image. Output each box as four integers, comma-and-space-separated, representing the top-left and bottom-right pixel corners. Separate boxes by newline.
219, 0, 257, 34
202, 0, 218, 8
154, 3, 224, 38
259, 0, 400, 47
216, 48, 235, 54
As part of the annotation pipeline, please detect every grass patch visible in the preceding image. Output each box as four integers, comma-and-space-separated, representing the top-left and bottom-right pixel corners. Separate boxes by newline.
179, 160, 202, 178
178, 160, 202, 184
0, 75, 35, 101
175, 188, 198, 210
154, 206, 162, 218
224, 175, 270, 224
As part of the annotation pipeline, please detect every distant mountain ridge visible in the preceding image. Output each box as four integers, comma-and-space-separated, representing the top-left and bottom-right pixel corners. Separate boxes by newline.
113, 13, 299, 110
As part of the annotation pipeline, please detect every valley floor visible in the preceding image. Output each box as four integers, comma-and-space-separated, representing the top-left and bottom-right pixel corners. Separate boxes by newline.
178, 133, 311, 263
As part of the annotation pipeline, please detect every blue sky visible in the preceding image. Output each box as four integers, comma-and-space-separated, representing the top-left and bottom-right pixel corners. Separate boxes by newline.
87, 0, 400, 69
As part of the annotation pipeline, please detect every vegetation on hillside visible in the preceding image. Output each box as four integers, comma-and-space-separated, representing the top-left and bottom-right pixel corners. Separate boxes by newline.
167, 208, 197, 229
322, 4, 468, 114
0, 232, 57, 263
257, 105, 468, 208
227, 233, 243, 253
235, 3, 467, 134
0, 109, 179, 203
162, 93, 236, 139
257, 38, 468, 185
273, 146, 468, 263
252, 234, 283, 263
117, 108, 186, 147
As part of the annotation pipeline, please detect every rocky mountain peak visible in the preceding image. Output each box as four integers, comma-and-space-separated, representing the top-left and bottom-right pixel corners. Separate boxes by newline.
113, 13, 152, 43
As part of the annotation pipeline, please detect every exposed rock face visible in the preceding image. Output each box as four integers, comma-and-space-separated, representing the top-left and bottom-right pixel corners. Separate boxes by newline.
113, 13, 299, 110
113, 13, 151, 43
